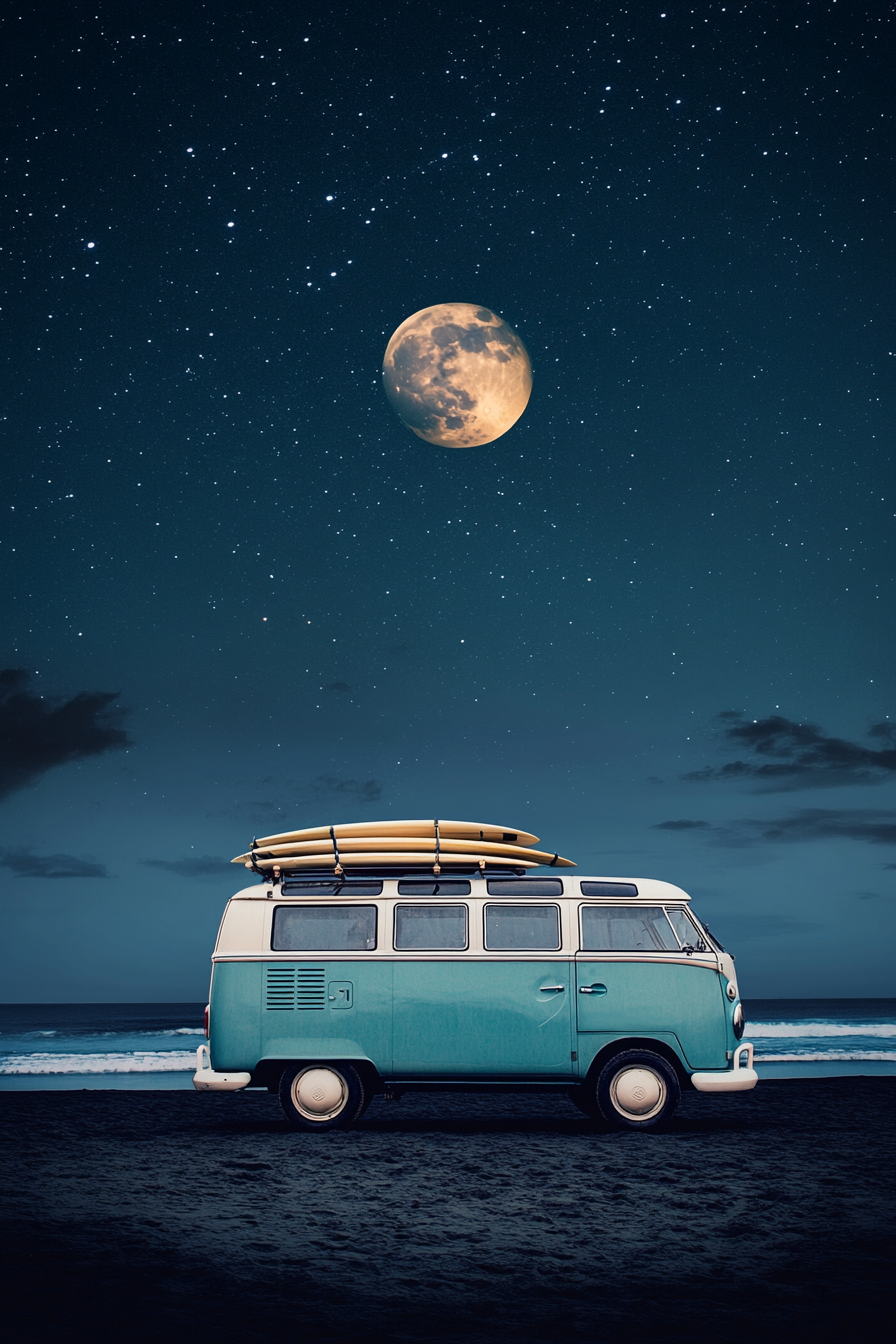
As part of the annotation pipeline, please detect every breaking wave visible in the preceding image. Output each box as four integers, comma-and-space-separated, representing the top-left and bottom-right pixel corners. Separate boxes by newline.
748, 1022, 896, 1038
0, 1051, 197, 1075
759, 1051, 896, 1063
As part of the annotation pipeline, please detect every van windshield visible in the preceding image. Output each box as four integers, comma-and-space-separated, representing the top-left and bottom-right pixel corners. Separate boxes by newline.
272, 905, 377, 951
665, 907, 707, 951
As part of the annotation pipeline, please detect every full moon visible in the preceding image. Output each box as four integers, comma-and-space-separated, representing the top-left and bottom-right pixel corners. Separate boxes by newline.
382, 303, 532, 448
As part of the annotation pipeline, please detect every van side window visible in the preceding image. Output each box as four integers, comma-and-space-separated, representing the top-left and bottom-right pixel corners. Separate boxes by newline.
272, 905, 377, 951
581, 906, 679, 952
394, 905, 468, 950
485, 904, 561, 950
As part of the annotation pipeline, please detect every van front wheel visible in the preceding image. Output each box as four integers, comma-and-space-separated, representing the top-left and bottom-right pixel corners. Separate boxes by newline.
595, 1051, 680, 1131
279, 1063, 366, 1131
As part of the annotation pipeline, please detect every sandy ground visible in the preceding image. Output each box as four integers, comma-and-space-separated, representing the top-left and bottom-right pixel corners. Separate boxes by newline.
1, 1080, 893, 1344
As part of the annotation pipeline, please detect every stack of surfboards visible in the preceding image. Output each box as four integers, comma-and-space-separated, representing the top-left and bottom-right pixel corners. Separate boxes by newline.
232, 819, 575, 875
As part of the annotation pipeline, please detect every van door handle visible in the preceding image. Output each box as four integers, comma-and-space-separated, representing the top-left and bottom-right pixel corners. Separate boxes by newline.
579, 984, 607, 995
539, 985, 566, 992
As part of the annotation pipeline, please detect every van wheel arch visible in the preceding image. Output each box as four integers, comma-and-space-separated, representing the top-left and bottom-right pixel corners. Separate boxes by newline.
251, 1057, 382, 1097
580, 1037, 689, 1091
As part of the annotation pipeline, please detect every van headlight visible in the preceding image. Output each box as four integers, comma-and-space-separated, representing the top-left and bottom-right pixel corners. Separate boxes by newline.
732, 1003, 745, 1039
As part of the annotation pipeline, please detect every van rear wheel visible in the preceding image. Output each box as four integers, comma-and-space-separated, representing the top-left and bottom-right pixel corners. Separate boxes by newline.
279, 1063, 366, 1131
595, 1050, 680, 1131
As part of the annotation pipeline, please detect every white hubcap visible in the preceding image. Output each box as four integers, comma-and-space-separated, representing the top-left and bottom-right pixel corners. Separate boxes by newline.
610, 1066, 666, 1120
292, 1067, 348, 1121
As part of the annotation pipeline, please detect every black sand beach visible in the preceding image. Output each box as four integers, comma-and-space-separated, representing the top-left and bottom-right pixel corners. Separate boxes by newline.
2, 1080, 893, 1344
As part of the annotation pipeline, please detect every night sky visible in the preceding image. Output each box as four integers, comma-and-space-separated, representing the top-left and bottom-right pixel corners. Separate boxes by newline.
2, 1, 893, 1001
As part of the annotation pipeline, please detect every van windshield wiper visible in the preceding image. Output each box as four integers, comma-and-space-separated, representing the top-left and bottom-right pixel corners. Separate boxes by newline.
700, 921, 724, 952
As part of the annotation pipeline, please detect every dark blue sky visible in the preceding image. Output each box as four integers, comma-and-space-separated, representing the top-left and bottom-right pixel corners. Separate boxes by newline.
1, 1, 893, 1001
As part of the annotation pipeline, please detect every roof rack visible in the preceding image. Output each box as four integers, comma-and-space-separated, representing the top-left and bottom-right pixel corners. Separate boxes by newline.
271, 864, 530, 882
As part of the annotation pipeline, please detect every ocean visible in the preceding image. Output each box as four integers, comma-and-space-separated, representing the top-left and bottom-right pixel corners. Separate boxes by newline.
0, 999, 893, 1088
0, 1003, 205, 1090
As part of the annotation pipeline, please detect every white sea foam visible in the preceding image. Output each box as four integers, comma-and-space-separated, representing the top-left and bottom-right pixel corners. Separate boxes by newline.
757, 1051, 896, 1062
0, 1051, 197, 1075
748, 1022, 896, 1038
4, 1027, 203, 1042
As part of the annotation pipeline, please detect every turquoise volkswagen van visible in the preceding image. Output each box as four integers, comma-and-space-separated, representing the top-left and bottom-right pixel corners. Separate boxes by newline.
194, 829, 756, 1130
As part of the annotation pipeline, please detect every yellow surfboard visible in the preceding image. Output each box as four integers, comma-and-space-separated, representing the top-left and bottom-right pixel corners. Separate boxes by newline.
233, 836, 574, 867
251, 819, 540, 848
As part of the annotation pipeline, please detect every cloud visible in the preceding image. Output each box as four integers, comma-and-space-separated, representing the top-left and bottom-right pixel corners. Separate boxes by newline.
682, 711, 896, 790
657, 808, 896, 849
0, 848, 109, 879
307, 774, 382, 804
142, 856, 232, 880
323, 681, 352, 693
735, 809, 896, 846
0, 668, 131, 799
654, 819, 711, 831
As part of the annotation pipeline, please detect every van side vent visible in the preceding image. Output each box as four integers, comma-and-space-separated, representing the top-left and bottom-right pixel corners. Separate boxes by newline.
265, 967, 326, 1011
296, 968, 326, 1010
266, 967, 297, 1010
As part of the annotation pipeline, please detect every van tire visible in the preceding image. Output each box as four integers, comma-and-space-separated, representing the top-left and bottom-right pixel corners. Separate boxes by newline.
279, 1063, 367, 1131
357, 1090, 376, 1119
595, 1050, 681, 1131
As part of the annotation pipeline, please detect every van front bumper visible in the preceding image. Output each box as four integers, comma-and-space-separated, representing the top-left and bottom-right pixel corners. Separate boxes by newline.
192, 1044, 251, 1092
690, 1042, 758, 1093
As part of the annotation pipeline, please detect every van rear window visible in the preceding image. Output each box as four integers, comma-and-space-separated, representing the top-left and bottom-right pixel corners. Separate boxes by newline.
485, 904, 561, 950
272, 905, 377, 951
581, 906, 679, 952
